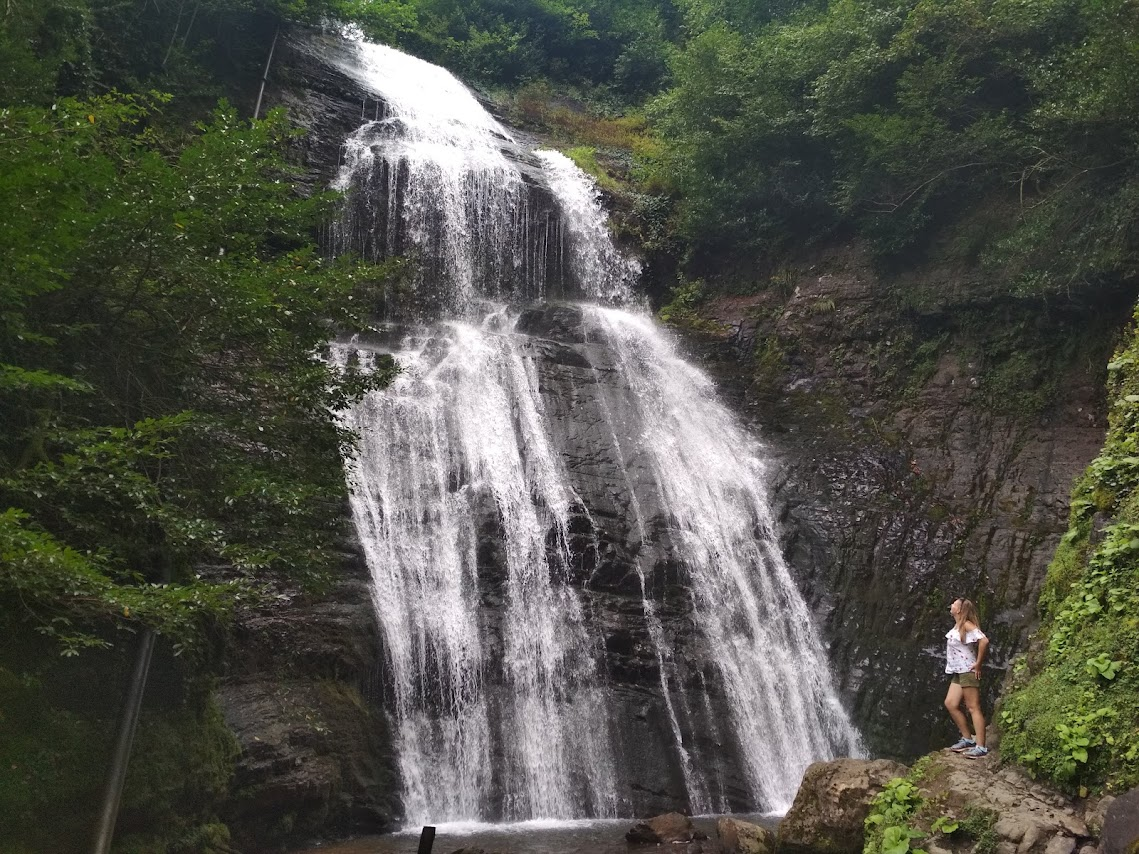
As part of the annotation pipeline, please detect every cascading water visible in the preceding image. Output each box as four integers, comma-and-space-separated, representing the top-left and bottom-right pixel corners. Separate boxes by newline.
532, 149, 641, 305
324, 30, 863, 825
337, 320, 617, 822
584, 307, 863, 810
323, 38, 634, 314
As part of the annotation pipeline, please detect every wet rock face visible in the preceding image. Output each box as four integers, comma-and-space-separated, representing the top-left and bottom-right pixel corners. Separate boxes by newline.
216, 539, 397, 850
681, 250, 1133, 758
271, 28, 552, 194
265, 30, 377, 197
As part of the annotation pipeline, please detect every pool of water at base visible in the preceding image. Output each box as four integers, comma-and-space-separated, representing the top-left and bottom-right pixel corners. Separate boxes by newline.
295, 814, 781, 854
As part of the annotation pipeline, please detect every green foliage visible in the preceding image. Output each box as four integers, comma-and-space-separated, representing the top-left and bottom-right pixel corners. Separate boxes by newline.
1086, 653, 1123, 681
0, 508, 241, 657
1000, 303, 1139, 792
864, 765, 1003, 854
0, 0, 415, 841
658, 278, 727, 333
980, 349, 1056, 419
114, 693, 239, 851
647, 0, 1139, 287
565, 146, 621, 192
0, 0, 93, 103
0, 651, 240, 852
0, 0, 345, 109
1052, 708, 1103, 770
349, 0, 678, 102
868, 777, 923, 824
0, 95, 395, 656
0, 664, 108, 846
0, 38, 399, 850
0, 0, 403, 846
864, 777, 927, 854
930, 816, 958, 835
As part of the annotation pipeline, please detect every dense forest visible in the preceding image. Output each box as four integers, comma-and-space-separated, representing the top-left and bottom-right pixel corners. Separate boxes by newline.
2, 0, 1137, 848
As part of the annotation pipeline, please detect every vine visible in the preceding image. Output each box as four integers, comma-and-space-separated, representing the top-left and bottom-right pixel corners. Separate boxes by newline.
998, 307, 1139, 793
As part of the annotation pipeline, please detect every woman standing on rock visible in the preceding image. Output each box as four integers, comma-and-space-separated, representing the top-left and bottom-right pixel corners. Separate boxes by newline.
944, 597, 990, 758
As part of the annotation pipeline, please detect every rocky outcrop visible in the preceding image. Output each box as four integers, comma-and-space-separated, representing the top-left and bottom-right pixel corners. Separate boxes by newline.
776, 754, 1109, 854
214, 536, 397, 850
678, 247, 1135, 758
265, 30, 376, 197
904, 753, 1105, 854
777, 758, 909, 854
719, 817, 777, 854
921, 754, 1090, 854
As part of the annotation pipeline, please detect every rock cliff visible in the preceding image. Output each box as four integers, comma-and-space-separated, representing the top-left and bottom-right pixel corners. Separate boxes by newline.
673, 248, 1134, 757
215, 535, 398, 849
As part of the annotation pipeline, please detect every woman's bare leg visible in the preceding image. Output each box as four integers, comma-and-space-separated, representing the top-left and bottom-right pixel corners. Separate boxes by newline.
944, 682, 971, 738
962, 686, 985, 747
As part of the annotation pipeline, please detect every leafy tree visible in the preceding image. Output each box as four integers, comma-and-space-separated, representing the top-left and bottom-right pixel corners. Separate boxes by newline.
648, 0, 1139, 291
0, 94, 396, 655
348, 0, 679, 100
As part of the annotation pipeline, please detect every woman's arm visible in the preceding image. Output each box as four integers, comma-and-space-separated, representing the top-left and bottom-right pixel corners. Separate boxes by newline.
973, 636, 989, 677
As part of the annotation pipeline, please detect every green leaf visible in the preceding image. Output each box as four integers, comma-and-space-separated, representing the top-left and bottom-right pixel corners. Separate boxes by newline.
882, 826, 913, 854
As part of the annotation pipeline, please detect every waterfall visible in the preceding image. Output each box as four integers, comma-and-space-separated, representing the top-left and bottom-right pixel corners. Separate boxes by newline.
324, 30, 863, 825
324, 38, 634, 314
336, 321, 617, 823
532, 149, 641, 305
584, 307, 864, 810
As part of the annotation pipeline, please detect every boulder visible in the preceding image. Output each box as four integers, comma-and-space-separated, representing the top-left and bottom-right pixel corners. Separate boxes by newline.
776, 753, 1108, 854
777, 758, 909, 854
1102, 787, 1139, 854
719, 817, 776, 854
627, 812, 700, 844
1045, 836, 1078, 854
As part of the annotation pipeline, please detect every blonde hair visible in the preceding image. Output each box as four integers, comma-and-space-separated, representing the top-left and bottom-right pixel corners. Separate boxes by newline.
955, 598, 981, 643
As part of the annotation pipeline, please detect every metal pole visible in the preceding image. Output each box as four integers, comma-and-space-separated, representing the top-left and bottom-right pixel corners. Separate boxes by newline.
91, 628, 157, 854
253, 25, 280, 120
417, 826, 436, 854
